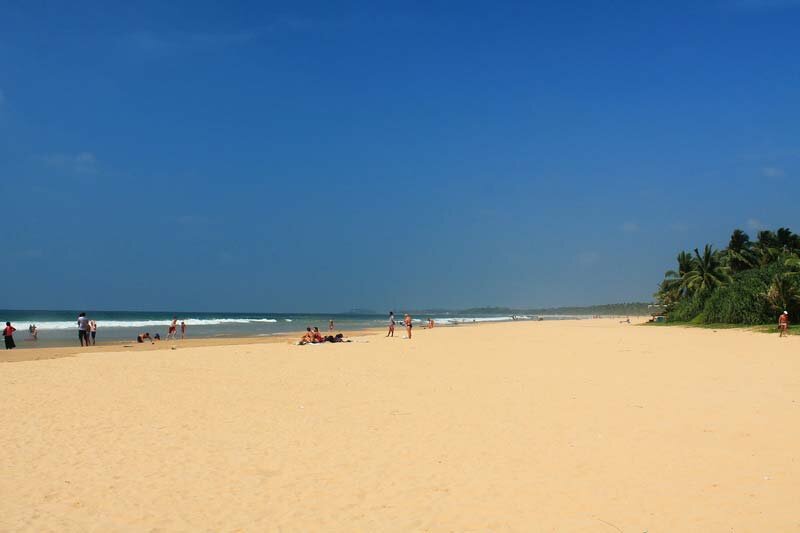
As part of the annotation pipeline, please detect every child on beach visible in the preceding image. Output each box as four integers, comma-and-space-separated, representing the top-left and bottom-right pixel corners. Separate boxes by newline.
90, 320, 97, 345
181, 321, 186, 339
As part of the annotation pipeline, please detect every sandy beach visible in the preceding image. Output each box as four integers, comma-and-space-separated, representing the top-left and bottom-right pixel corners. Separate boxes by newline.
1, 319, 798, 531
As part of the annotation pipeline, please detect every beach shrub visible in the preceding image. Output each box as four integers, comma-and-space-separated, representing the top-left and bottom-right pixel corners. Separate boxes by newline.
658, 227, 800, 325
669, 293, 707, 322
700, 267, 774, 324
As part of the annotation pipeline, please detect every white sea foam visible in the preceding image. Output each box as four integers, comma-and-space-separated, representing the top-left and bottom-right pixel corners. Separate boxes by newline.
432, 315, 532, 324
31, 318, 279, 331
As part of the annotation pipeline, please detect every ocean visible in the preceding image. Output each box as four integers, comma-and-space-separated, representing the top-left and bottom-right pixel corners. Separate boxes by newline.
0, 309, 585, 348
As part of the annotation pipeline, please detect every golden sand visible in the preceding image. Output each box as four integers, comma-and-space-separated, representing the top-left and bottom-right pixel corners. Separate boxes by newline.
1, 319, 798, 531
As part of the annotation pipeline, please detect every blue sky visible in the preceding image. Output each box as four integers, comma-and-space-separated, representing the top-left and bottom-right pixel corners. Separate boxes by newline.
1, 0, 799, 312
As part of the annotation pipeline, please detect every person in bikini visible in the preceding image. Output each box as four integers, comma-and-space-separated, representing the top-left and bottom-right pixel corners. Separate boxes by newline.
404, 314, 413, 339
299, 327, 314, 345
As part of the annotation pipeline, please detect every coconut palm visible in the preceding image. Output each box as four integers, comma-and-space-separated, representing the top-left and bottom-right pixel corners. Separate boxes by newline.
682, 245, 730, 294
776, 227, 800, 254
725, 229, 756, 273
755, 230, 781, 266
658, 251, 695, 305
767, 272, 800, 315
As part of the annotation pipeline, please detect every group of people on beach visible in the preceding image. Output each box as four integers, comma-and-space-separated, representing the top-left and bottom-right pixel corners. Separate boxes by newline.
298, 326, 350, 345
386, 312, 417, 339
137, 316, 187, 343
298, 312, 421, 345
77, 313, 98, 347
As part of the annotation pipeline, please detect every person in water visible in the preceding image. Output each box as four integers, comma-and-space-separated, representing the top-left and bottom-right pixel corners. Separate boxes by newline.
4, 322, 17, 349
329, 320, 334, 332
180, 321, 186, 339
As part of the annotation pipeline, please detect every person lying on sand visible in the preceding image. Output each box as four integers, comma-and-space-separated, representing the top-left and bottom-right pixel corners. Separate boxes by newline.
298, 332, 352, 345
324, 333, 351, 343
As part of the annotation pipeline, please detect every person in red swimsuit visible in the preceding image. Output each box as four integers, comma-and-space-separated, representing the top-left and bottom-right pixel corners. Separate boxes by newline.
779, 311, 789, 337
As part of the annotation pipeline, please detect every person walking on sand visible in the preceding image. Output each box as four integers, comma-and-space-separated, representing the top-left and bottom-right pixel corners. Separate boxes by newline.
90, 319, 97, 345
4, 322, 16, 349
77, 312, 90, 347
404, 314, 413, 339
167, 316, 178, 340
387, 311, 395, 337
180, 320, 186, 339
779, 311, 789, 337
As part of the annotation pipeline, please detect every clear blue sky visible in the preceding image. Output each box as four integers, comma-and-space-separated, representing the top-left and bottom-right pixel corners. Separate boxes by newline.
1, 1, 798, 312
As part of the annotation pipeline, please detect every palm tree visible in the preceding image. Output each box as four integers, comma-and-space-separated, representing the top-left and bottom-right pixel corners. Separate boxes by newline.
659, 251, 694, 304
682, 244, 730, 294
776, 227, 800, 255
725, 229, 756, 273
767, 272, 800, 315
755, 230, 780, 266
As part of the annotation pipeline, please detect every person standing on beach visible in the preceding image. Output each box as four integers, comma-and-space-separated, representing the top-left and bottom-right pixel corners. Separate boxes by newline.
387, 311, 395, 337
180, 320, 186, 339
404, 314, 413, 339
90, 320, 97, 345
77, 312, 90, 347
779, 311, 789, 337
4, 322, 16, 349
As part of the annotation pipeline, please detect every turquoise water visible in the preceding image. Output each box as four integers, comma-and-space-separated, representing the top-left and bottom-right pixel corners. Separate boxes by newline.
0, 309, 560, 348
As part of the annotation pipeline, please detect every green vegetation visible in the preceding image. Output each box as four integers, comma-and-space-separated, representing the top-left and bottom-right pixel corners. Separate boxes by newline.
656, 227, 800, 325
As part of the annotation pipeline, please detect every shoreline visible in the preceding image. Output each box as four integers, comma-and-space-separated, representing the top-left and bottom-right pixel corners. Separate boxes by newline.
0, 320, 509, 363
1, 317, 628, 363
0, 316, 622, 364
